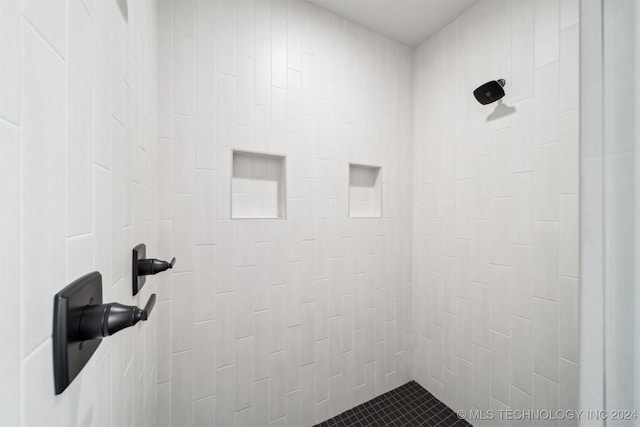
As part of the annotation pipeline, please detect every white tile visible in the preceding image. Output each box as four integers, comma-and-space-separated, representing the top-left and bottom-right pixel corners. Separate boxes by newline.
510, 315, 533, 394
533, 298, 559, 381
509, 172, 533, 245
533, 62, 560, 145
157, 381, 171, 427
534, 0, 559, 68
217, 0, 236, 76
511, 0, 533, 30
172, 194, 195, 272
0, 0, 21, 123
315, 339, 329, 403
456, 298, 473, 363
237, 54, 256, 127
173, 115, 196, 194
234, 266, 256, 339
270, 351, 286, 421
272, 21, 288, 89
158, 57, 175, 138
194, 395, 215, 427
67, 0, 94, 237
509, 386, 533, 427
490, 265, 510, 335
173, 0, 195, 38
558, 110, 579, 195
532, 142, 559, 221
472, 345, 491, 410
195, 170, 217, 245
157, 301, 172, 384
174, 36, 196, 115
288, 1, 303, 71
194, 245, 216, 321
0, 121, 20, 426
560, 0, 579, 29
558, 358, 579, 414
255, 37, 272, 106
171, 351, 194, 427
21, 25, 67, 355
302, 302, 316, 366
532, 221, 559, 301
157, 139, 174, 220
558, 277, 579, 363
93, 0, 114, 170
301, 363, 315, 422
286, 390, 304, 427
533, 374, 558, 427
509, 98, 534, 173
215, 292, 235, 368
22, 340, 67, 425
456, 357, 473, 412
235, 407, 254, 426
472, 283, 491, 350
94, 351, 112, 426
216, 148, 232, 218
236, 337, 254, 410
489, 198, 510, 266
253, 378, 270, 426
442, 312, 457, 372
171, 272, 194, 353
157, 220, 174, 301
196, 0, 217, 94
288, 70, 303, 136
196, 93, 217, 170
217, 74, 237, 147
66, 234, 94, 284
509, 244, 533, 319
253, 310, 270, 381
511, 23, 534, 102
558, 194, 578, 278
302, 53, 318, 116
194, 321, 215, 399
491, 332, 510, 406
236, 0, 255, 57
254, 0, 271, 38
22, 0, 67, 59
215, 365, 234, 426
559, 25, 579, 112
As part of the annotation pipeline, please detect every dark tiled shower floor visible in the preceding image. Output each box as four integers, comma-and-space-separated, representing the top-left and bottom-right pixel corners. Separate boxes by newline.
314, 381, 472, 427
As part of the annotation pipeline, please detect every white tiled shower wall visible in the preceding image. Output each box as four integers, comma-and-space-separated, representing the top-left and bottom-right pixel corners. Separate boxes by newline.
0, 0, 159, 425
0, 0, 581, 425
156, 0, 414, 425
412, 0, 580, 424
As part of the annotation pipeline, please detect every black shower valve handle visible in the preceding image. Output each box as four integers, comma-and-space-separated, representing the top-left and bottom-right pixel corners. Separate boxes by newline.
76, 293, 157, 341
137, 257, 175, 276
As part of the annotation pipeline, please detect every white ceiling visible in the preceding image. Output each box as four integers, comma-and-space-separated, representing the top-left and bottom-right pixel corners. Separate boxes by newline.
306, 0, 478, 47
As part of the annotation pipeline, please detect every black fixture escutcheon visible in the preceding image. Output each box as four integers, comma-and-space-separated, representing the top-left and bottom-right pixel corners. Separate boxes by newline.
53, 272, 156, 394
132, 243, 175, 295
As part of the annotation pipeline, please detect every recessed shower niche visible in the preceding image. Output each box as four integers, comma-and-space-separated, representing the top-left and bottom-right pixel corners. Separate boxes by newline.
349, 163, 382, 218
232, 150, 286, 219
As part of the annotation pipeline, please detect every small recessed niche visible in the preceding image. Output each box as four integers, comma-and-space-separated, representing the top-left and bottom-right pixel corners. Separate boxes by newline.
232, 150, 286, 219
349, 163, 382, 218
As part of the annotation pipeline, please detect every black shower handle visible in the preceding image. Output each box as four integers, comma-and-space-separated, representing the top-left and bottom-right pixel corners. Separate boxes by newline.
137, 257, 175, 276
142, 293, 156, 319
75, 293, 157, 341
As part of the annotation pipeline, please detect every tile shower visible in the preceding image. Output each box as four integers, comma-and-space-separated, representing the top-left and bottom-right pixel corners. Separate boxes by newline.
0, 0, 579, 426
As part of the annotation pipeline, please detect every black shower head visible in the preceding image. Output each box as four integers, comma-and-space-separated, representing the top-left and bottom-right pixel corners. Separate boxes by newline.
473, 79, 506, 105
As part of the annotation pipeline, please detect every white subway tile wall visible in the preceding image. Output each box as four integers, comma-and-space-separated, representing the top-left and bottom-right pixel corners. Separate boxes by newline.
412, 0, 580, 424
0, 0, 159, 425
0, 0, 581, 425
159, 0, 414, 425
